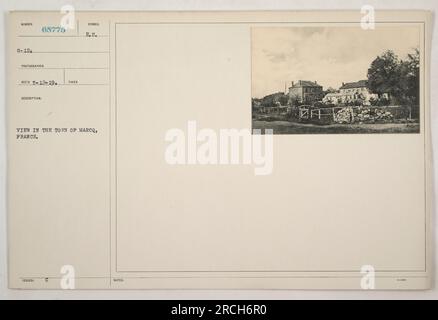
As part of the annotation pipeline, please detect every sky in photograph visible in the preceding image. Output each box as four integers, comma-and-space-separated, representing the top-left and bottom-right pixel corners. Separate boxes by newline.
251, 26, 420, 98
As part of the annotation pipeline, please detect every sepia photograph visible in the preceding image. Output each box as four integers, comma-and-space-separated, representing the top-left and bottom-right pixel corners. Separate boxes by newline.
251, 26, 421, 134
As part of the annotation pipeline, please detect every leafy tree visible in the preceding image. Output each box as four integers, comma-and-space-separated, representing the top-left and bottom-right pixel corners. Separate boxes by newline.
260, 92, 288, 108
367, 49, 420, 105
399, 48, 420, 105
288, 96, 300, 107
252, 98, 262, 110
323, 87, 337, 95
260, 94, 276, 108
367, 50, 401, 101
277, 94, 289, 106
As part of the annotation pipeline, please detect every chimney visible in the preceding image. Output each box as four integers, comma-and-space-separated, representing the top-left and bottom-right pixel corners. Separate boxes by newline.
299, 80, 302, 85
342, 82, 345, 86
315, 80, 317, 84
291, 81, 294, 87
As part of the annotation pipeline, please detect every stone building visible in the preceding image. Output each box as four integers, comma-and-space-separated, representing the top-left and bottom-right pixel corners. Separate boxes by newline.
323, 80, 389, 105
288, 80, 323, 104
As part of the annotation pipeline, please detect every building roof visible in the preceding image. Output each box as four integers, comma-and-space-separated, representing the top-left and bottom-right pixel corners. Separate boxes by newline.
290, 80, 321, 88
324, 92, 342, 97
340, 80, 368, 89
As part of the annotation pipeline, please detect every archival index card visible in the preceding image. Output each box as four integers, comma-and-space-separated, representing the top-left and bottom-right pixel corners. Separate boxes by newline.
7, 10, 432, 289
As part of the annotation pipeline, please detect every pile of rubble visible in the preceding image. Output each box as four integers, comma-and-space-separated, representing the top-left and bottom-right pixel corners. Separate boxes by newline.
356, 108, 373, 123
374, 109, 394, 122
334, 108, 352, 124
356, 108, 394, 123
335, 107, 395, 124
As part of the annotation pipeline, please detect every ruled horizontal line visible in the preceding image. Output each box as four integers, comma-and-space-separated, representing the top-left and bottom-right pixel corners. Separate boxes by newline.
18, 83, 109, 86
113, 21, 425, 25
18, 67, 109, 70
29, 51, 109, 54
18, 35, 109, 38
20, 275, 429, 280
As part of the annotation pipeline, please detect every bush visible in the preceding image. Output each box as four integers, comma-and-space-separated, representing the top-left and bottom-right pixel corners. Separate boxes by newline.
370, 97, 390, 106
